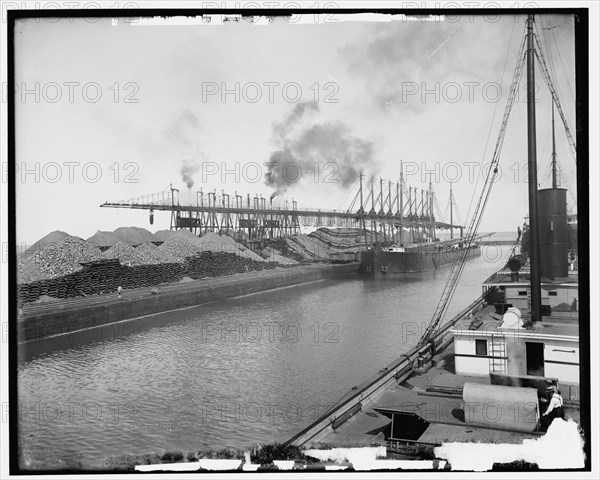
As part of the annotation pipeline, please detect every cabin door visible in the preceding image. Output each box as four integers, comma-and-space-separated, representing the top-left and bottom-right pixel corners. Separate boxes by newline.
525, 342, 545, 376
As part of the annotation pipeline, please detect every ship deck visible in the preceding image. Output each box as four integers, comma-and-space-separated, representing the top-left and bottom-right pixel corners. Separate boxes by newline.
483, 265, 579, 286
310, 336, 580, 449
291, 270, 581, 452
452, 308, 579, 338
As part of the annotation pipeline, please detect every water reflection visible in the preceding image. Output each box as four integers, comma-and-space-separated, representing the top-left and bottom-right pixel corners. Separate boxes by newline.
18, 249, 506, 467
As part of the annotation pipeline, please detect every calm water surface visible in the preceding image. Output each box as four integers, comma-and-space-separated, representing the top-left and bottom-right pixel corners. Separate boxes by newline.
18, 246, 509, 467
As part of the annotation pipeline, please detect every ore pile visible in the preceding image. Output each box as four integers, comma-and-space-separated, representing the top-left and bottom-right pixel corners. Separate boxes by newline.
309, 227, 380, 249
18, 236, 104, 284
87, 230, 121, 249
133, 242, 166, 264
261, 246, 298, 265
185, 252, 276, 279
158, 236, 204, 263
194, 232, 266, 262
282, 227, 381, 261
154, 229, 198, 242
23, 230, 71, 256
102, 242, 137, 265
18, 259, 185, 303
17, 227, 304, 304
102, 242, 165, 266
284, 234, 328, 260
17, 250, 279, 304
112, 226, 159, 245
153, 229, 181, 242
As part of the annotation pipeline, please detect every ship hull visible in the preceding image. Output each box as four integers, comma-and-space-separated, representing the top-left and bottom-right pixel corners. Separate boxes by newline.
359, 245, 482, 275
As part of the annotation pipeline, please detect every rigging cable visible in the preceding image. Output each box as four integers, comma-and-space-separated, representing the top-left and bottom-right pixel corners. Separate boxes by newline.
539, 19, 563, 109
535, 20, 577, 198
532, 30, 577, 163
462, 19, 520, 235
345, 179, 361, 213
550, 23, 576, 104
434, 196, 445, 224
535, 21, 572, 142
419, 22, 529, 345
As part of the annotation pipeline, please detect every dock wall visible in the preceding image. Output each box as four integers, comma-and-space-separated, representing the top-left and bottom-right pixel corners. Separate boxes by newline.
17, 263, 357, 343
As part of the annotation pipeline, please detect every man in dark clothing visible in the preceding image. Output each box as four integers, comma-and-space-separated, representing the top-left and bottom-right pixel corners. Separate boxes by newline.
540, 385, 564, 432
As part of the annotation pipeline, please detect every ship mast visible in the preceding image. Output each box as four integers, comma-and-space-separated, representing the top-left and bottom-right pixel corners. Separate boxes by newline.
408, 186, 412, 241
359, 173, 368, 250
527, 13, 542, 323
359, 172, 364, 212
551, 100, 558, 188
449, 182, 454, 240
429, 181, 434, 241
399, 161, 404, 244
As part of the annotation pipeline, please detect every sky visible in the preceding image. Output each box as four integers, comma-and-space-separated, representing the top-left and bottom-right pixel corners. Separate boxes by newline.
11, 11, 581, 245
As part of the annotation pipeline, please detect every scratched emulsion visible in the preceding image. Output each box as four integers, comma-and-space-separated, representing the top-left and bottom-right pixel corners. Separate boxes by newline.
18, 247, 505, 468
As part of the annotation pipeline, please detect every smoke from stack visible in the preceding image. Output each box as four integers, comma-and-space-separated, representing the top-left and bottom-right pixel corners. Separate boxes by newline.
162, 109, 205, 190
266, 102, 377, 194
181, 159, 200, 189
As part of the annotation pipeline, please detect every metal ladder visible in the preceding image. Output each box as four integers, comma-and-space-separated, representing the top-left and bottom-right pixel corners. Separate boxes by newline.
489, 336, 507, 374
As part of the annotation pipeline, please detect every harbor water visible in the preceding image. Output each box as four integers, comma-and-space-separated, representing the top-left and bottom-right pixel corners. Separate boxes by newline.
18, 244, 511, 468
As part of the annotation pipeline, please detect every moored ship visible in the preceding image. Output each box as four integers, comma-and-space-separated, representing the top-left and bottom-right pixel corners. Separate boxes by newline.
359, 180, 485, 275
359, 239, 482, 274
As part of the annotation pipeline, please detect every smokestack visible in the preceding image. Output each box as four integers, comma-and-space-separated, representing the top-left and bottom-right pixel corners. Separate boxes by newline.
537, 188, 569, 279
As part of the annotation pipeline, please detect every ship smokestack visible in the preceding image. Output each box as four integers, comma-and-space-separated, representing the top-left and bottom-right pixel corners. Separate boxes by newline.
537, 188, 569, 279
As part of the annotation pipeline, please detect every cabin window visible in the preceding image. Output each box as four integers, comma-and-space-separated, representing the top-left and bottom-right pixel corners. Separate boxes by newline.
548, 291, 558, 296
475, 339, 487, 356
518, 291, 528, 296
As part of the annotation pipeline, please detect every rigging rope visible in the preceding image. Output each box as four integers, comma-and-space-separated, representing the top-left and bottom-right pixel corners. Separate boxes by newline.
434, 196, 445, 224
419, 22, 528, 345
532, 31, 577, 163
343, 178, 361, 213
550, 23, 576, 104
462, 20, 521, 235
453, 201, 463, 227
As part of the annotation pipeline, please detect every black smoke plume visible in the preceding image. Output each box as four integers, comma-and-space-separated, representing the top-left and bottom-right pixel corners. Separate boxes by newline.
266, 102, 376, 194
181, 159, 200, 189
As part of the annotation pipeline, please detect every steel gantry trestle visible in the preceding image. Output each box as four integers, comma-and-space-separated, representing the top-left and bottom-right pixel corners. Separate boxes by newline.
101, 174, 464, 246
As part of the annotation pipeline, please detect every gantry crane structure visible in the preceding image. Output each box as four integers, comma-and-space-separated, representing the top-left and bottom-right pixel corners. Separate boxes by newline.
101, 171, 464, 250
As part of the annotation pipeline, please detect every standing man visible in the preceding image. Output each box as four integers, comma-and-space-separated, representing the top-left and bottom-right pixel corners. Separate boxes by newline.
117, 286, 123, 300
